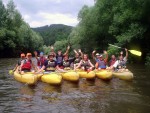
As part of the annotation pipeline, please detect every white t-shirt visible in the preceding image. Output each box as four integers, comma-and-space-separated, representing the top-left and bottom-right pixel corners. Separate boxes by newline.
113, 57, 127, 68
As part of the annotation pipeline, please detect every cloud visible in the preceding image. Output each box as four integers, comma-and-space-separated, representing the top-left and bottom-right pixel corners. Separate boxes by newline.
2, 0, 94, 27
29, 12, 78, 27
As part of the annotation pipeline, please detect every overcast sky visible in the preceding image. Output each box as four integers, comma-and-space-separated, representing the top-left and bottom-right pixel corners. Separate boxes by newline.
3, 0, 94, 28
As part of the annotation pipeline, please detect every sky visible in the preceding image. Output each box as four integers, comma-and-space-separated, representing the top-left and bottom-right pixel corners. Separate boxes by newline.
3, 0, 94, 28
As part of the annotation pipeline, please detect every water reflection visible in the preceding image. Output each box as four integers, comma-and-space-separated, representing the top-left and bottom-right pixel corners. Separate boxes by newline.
20, 85, 35, 96
41, 83, 61, 93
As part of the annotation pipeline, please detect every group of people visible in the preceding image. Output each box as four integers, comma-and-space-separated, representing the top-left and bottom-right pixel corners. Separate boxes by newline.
14, 46, 128, 74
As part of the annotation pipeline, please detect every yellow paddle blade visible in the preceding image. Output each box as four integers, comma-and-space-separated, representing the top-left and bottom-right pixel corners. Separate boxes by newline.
128, 50, 142, 56
9, 70, 13, 75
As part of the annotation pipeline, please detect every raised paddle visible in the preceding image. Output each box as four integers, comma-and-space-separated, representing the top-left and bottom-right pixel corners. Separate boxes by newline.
108, 44, 142, 56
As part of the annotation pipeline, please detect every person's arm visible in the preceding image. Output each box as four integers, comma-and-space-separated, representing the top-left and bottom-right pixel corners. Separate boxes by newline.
74, 49, 78, 55
92, 50, 96, 60
32, 62, 38, 71
63, 45, 70, 56
88, 60, 94, 68
19, 61, 24, 72
104, 50, 108, 62
50, 46, 56, 57
125, 48, 128, 59
95, 62, 99, 69
111, 60, 118, 69
69, 57, 76, 63
13, 64, 18, 72
36, 65, 45, 73
75, 60, 82, 69
78, 49, 83, 59
34, 51, 39, 61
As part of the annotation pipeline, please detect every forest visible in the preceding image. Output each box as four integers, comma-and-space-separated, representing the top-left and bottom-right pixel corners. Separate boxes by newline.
0, 0, 150, 65
66, 0, 150, 64
0, 0, 43, 57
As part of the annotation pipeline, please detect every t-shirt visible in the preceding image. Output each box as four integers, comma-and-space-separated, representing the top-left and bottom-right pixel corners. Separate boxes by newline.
44, 60, 57, 67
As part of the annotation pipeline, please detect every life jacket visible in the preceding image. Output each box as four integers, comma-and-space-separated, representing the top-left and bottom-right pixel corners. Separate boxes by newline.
37, 57, 46, 66
97, 60, 106, 69
81, 60, 90, 68
74, 57, 81, 64
117, 60, 126, 69
109, 59, 116, 66
45, 60, 56, 71
21, 59, 32, 71
63, 60, 70, 68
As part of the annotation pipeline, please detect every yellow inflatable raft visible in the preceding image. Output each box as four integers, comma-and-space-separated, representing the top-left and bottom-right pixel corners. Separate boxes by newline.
41, 73, 62, 85
13, 71, 38, 85
96, 70, 113, 80
61, 71, 79, 82
112, 71, 133, 80
77, 71, 95, 79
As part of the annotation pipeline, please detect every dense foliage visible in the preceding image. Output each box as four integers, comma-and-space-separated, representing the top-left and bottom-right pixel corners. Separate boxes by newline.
68, 0, 150, 63
0, 0, 43, 57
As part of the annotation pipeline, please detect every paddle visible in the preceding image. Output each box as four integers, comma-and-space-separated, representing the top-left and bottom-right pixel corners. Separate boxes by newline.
9, 70, 14, 75
108, 44, 142, 56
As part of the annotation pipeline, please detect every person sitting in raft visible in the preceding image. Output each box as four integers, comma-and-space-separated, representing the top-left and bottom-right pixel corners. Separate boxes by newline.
34, 51, 46, 69
92, 50, 100, 62
57, 55, 75, 71
111, 48, 128, 71
50, 45, 70, 68
73, 49, 83, 69
36, 54, 57, 73
109, 55, 116, 66
95, 51, 108, 70
13, 53, 26, 72
75, 54, 94, 71
18, 53, 37, 74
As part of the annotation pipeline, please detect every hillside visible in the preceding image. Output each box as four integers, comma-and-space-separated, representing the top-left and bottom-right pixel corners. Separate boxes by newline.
32, 24, 73, 46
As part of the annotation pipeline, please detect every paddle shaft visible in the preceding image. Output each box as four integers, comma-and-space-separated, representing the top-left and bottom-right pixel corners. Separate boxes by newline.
108, 44, 124, 49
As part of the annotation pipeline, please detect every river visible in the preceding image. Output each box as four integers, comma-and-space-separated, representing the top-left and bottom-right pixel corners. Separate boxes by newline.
0, 58, 150, 113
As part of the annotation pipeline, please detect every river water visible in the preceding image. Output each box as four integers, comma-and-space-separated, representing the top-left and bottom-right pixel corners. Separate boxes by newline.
0, 58, 150, 113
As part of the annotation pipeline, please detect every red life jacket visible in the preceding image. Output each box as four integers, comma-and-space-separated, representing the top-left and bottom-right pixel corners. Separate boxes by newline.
21, 60, 32, 70
37, 57, 46, 66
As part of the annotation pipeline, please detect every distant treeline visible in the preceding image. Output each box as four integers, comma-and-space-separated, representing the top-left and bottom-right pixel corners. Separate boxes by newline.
32, 24, 73, 55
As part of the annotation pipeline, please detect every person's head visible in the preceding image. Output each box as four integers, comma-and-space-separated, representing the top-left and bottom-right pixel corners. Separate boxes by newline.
83, 54, 88, 61
64, 55, 69, 61
96, 53, 100, 59
75, 53, 79, 58
98, 54, 103, 60
58, 50, 62, 55
48, 54, 54, 61
120, 51, 123, 55
111, 55, 116, 59
119, 56, 123, 61
20, 53, 25, 59
26, 53, 32, 59
40, 52, 44, 57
